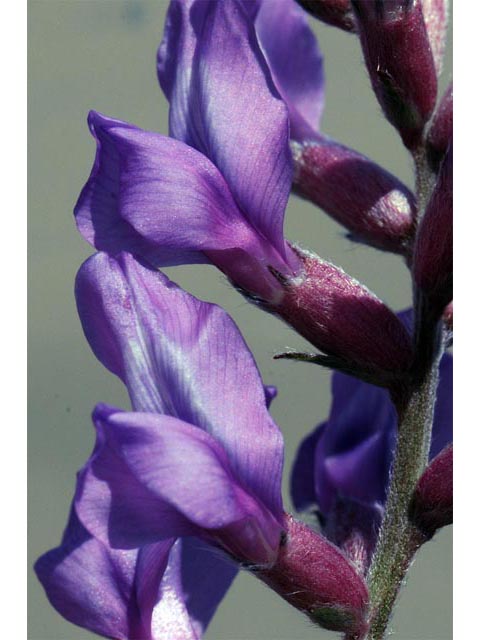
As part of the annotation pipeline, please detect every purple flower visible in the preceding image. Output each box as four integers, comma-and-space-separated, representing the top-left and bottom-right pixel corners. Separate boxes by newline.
36, 252, 371, 637
240, 0, 416, 253
291, 331, 452, 570
158, 0, 415, 253
36, 251, 285, 638
76, 0, 302, 304
74, 0, 412, 383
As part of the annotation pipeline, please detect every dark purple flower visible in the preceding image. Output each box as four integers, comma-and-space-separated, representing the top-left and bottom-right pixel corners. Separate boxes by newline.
36, 251, 285, 638
291, 333, 452, 570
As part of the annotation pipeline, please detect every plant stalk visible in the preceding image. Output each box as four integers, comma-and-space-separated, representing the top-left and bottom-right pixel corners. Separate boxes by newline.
364, 350, 442, 640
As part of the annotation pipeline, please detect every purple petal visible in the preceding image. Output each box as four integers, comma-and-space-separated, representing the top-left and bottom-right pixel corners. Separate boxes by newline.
76, 405, 193, 550
140, 538, 237, 639
76, 406, 282, 565
158, 0, 293, 258
34, 507, 175, 640
291, 353, 452, 515
429, 353, 453, 459
264, 384, 278, 408
179, 537, 238, 633
35, 510, 236, 639
290, 422, 325, 512
75, 112, 208, 267
254, 0, 325, 140
75, 111, 269, 259
75, 252, 284, 516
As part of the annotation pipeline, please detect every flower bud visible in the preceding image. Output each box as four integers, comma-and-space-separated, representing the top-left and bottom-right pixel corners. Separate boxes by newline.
295, 0, 356, 32
427, 82, 453, 169
443, 300, 453, 331
422, 0, 449, 76
409, 445, 452, 538
352, 0, 437, 149
269, 247, 413, 384
291, 137, 416, 254
413, 145, 452, 320
256, 514, 369, 635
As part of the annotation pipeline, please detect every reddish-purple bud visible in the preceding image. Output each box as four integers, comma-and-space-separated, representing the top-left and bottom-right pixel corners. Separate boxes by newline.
413, 145, 453, 320
291, 137, 416, 254
295, 0, 356, 32
352, 0, 438, 149
443, 300, 453, 331
427, 82, 453, 168
410, 445, 453, 538
256, 514, 369, 635
270, 247, 413, 383
422, 0, 449, 76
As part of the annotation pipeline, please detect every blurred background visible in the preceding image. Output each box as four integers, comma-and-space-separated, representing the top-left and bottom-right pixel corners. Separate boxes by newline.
28, 1, 452, 638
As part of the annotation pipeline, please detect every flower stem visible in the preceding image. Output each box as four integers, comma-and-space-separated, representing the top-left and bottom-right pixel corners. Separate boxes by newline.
412, 145, 435, 222
365, 353, 441, 640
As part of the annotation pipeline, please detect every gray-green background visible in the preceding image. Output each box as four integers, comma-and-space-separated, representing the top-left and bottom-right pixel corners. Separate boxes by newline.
28, 2, 452, 638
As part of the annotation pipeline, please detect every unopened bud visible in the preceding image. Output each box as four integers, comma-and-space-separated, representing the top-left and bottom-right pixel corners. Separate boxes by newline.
409, 445, 452, 538
352, 0, 437, 149
256, 514, 369, 635
413, 145, 453, 320
422, 0, 449, 76
291, 137, 416, 254
269, 247, 413, 384
443, 301, 453, 331
427, 82, 453, 169
295, 0, 356, 32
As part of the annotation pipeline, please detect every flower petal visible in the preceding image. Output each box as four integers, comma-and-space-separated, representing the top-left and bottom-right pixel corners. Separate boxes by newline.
75, 111, 264, 260
178, 537, 238, 634
35, 510, 236, 639
76, 406, 282, 564
254, 0, 325, 139
291, 352, 452, 515
290, 422, 325, 512
140, 537, 237, 639
158, 0, 292, 256
75, 252, 284, 516
34, 507, 175, 640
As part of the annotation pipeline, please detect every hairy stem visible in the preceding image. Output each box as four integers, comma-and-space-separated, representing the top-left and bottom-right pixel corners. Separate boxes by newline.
365, 361, 440, 640
412, 145, 435, 221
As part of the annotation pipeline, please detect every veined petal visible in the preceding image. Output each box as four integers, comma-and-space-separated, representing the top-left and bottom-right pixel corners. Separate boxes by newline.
139, 538, 237, 639
34, 507, 175, 640
76, 405, 193, 550
76, 406, 282, 565
35, 511, 236, 639
254, 0, 325, 140
75, 252, 284, 515
158, 0, 293, 257
75, 111, 265, 259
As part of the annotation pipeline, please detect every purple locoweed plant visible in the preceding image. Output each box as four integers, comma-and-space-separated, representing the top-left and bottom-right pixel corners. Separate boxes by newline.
36, 1, 453, 639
